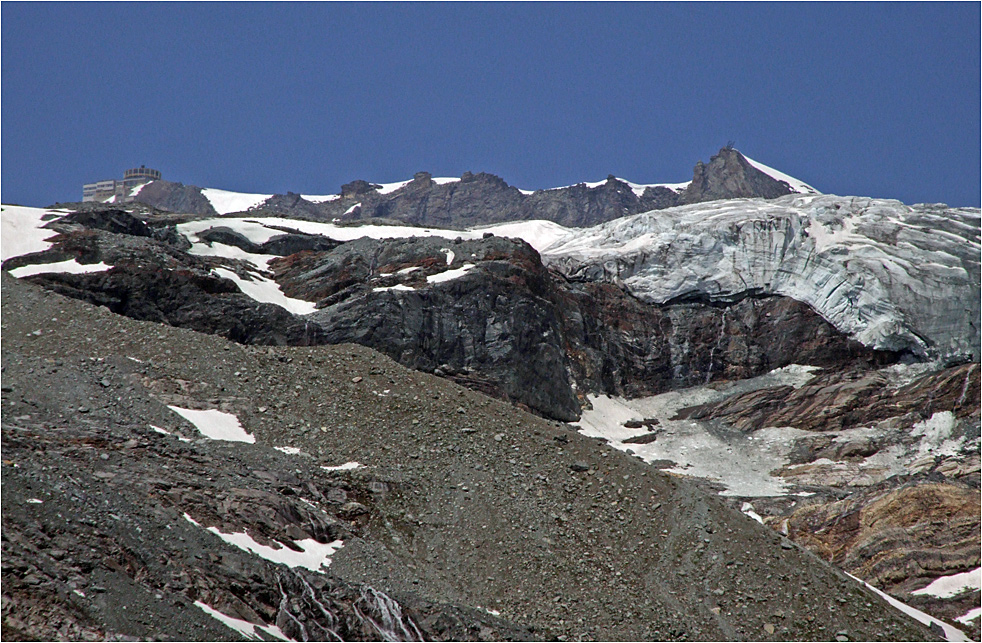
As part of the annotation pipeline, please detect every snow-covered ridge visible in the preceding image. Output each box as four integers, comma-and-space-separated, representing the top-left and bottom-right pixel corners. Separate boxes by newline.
744, 155, 819, 194
543, 177, 691, 198
201, 188, 274, 215
191, 154, 815, 214
541, 194, 981, 361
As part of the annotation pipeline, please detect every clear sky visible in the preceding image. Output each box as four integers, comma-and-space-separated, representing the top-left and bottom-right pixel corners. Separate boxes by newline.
2, 2, 979, 207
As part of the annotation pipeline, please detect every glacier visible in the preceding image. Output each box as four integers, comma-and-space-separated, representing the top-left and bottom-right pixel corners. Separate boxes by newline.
540, 194, 981, 361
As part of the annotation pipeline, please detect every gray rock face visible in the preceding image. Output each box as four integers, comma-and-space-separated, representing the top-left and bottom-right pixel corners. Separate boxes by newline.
267, 235, 886, 420
681, 147, 800, 203
136, 180, 218, 216
132, 148, 809, 228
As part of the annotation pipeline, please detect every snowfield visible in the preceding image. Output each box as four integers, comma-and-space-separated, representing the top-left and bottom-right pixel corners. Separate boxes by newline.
1, 205, 70, 261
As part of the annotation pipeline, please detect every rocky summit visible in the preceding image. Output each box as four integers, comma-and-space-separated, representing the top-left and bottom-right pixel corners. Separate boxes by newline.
3, 150, 980, 641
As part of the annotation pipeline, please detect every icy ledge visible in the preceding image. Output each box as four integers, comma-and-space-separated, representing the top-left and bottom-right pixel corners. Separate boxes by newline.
542, 194, 981, 361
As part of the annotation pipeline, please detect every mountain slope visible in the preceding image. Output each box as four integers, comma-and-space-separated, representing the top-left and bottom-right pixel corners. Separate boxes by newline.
1, 273, 938, 641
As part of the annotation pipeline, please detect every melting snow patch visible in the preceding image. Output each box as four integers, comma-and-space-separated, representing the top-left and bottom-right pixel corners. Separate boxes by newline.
167, 407, 255, 443
211, 267, 317, 315
9, 259, 112, 278
374, 284, 415, 292
957, 608, 981, 625
343, 202, 362, 215
150, 424, 192, 443
184, 513, 343, 572
301, 193, 340, 203
427, 263, 475, 284
26, 498, 43, 504
441, 248, 455, 265
322, 461, 364, 471
912, 568, 981, 599
194, 600, 291, 641
741, 502, 764, 524
574, 371, 818, 498
911, 411, 963, 458
846, 573, 969, 642
274, 446, 302, 455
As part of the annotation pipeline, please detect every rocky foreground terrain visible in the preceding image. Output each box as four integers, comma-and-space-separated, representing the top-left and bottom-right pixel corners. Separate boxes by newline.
2, 150, 979, 640
0, 274, 941, 641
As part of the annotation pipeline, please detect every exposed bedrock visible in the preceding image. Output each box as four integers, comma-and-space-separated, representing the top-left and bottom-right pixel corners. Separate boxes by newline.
0, 214, 935, 421
675, 362, 981, 639
271, 235, 890, 420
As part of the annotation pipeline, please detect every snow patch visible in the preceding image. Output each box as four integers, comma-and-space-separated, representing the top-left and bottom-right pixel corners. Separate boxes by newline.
574, 365, 821, 497
957, 608, 981, 625
194, 600, 291, 641
26, 498, 43, 504
321, 461, 364, 471
168, 407, 255, 443
301, 193, 340, 203
427, 263, 475, 284
184, 513, 343, 572
201, 188, 273, 215
741, 502, 764, 524
211, 267, 317, 315
472, 219, 574, 253
375, 180, 411, 195
274, 446, 302, 455
150, 424, 193, 443
9, 259, 112, 278
374, 284, 415, 292
912, 568, 981, 599
846, 573, 968, 642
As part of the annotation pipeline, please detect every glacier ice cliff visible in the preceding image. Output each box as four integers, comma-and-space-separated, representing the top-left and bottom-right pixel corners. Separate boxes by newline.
542, 194, 981, 362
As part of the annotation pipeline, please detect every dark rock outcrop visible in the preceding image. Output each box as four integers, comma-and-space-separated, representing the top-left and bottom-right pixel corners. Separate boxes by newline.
5, 216, 894, 421
674, 363, 980, 432
135, 180, 218, 216
265, 234, 890, 420
681, 147, 797, 204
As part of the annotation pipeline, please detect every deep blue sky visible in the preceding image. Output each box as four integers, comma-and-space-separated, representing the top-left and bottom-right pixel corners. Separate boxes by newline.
3, 2, 979, 207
